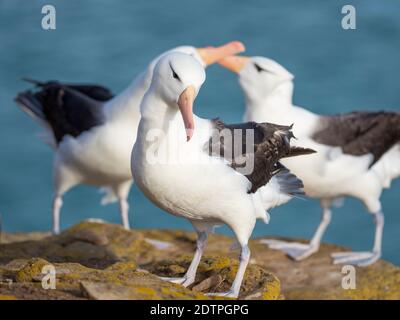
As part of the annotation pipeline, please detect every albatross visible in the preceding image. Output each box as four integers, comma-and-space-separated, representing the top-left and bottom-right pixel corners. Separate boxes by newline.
219, 55, 400, 266
14, 42, 245, 234
131, 52, 315, 298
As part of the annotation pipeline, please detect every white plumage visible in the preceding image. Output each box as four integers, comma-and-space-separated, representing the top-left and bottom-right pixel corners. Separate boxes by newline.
132, 52, 311, 297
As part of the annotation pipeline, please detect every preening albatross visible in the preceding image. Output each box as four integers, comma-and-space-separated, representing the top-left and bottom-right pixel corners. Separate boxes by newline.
131, 52, 314, 298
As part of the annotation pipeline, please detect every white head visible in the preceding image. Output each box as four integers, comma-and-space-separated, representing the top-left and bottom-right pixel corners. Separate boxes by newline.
218, 55, 294, 103
150, 52, 206, 141
143, 42, 245, 87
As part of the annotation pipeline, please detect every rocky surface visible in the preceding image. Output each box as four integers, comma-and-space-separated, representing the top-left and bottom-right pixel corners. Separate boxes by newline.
0, 221, 399, 300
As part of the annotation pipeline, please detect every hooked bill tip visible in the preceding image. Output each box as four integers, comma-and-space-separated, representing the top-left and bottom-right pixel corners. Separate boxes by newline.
185, 127, 194, 142
206, 41, 245, 53
229, 41, 246, 53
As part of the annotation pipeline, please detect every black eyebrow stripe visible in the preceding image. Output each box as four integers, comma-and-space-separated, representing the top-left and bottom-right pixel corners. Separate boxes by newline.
254, 63, 275, 74
169, 62, 181, 80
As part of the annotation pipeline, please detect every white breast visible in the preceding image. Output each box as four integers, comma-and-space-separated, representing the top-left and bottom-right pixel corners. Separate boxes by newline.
132, 115, 257, 224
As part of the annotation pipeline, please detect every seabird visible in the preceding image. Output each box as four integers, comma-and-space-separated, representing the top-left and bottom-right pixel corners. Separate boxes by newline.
219, 55, 400, 266
131, 52, 314, 297
14, 42, 245, 234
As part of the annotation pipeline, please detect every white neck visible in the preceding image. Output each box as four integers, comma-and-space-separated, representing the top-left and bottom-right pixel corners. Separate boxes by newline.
138, 90, 179, 146
244, 80, 319, 137
244, 81, 293, 121
104, 71, 150, 123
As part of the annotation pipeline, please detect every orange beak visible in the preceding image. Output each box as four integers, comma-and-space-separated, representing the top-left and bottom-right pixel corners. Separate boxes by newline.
218, 55, 250, 73
178, 86, 196, 142
196, 41, 245, 66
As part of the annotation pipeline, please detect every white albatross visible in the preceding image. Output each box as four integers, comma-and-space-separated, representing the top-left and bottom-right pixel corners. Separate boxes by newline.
14, 42, 244, 234
219, 55, 400, 266
131, 52, 315, 298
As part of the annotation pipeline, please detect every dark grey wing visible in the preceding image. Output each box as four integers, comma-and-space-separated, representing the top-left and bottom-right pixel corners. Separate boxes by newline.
312, 111, 400, 167
15, 84, 105, 144
22, 78, 114, 101
207, 119, 316, 193
62, 84, 114, 101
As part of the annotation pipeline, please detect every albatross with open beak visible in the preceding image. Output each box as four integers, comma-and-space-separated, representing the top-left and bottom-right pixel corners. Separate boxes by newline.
219, 55, 400, 266
14, 42, 244, 234
131, 52, 315, 298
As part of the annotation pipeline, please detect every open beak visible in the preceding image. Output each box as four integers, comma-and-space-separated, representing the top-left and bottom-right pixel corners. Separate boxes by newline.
196, 41, 245, 66
178, 86, 196, 142
218, 55, 250, 74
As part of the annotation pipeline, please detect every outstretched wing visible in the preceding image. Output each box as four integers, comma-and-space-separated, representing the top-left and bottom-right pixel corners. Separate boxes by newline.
207, 119, 316, 193
312, 111, 400, 167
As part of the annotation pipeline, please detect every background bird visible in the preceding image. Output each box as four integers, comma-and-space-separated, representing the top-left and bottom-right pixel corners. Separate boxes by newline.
219, 55, 400, 266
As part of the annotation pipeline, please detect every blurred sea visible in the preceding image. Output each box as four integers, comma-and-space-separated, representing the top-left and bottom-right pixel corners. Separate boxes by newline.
0, 0, 399, 265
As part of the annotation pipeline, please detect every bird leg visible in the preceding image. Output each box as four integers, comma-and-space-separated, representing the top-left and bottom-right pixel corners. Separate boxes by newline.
159, 231, 208, 287
118, 198, 130, 230
332, 211, 384, 266
52, 195, 63, 235
207, 245, 250, 298
261, 201, 332, 260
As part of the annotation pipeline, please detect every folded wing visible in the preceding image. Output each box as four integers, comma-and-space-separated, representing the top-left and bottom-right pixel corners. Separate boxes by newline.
207, 119, 316, 193
312, 111, 400, 167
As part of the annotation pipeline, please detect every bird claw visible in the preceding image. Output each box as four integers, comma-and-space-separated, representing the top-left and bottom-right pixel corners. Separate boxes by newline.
260, 239, 318, 260
331, 251, 380, 266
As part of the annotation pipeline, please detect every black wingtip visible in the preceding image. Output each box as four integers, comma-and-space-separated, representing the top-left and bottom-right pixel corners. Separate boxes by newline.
14, 94, 22, 104
287, 146, 317, 157
21, 77, 45, 86
14, 91, 30, 104
288, 123, 298, 140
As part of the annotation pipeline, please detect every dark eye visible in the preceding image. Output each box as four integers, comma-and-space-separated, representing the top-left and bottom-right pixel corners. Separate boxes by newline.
172, 69, 180, 80
254, 63, 265, 73
170, 64, 181, 81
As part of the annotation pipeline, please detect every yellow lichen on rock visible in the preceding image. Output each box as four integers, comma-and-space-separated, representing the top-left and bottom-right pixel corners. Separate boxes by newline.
105, 261, 137, 272
15, 258, 50, 282
148, 255, 281, 300
0, 295, 17, 300
1, 222, 399, 300
261, 274, 281, 300
342, 263, 400, 300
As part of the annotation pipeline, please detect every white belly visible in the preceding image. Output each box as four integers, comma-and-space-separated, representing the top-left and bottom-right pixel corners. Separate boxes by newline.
56, 122, 136, 186
131, 129, 256, 224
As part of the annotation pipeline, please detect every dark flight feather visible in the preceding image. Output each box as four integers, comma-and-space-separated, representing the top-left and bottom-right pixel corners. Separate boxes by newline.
15, 81, 107, 144
21, 78, 114, 102
312, 111, 400, 167
207, 119, 316, 193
